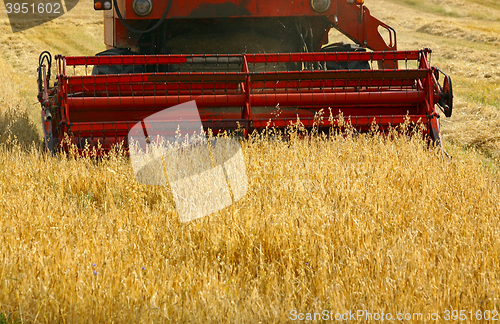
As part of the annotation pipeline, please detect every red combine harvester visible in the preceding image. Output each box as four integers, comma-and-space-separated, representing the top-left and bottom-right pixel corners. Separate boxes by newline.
37, 0, 453, 153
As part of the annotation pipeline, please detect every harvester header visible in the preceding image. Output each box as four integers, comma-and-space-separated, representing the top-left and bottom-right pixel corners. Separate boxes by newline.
37, 0, 453, 153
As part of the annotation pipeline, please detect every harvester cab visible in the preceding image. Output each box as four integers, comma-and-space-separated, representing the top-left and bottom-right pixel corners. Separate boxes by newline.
37, 0, 453, 153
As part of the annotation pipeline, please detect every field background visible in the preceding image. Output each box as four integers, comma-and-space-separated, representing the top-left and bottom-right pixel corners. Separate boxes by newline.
0, 0, 500, 322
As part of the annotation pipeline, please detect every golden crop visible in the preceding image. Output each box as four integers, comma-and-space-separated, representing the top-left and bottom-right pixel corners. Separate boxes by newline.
1, 125, 499, 322
1, 0, 500, 322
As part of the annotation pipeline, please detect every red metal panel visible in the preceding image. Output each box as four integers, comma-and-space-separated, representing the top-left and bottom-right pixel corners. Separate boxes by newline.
249, 70, 426, 81
249, 115, 428, 128
68, 94, 247, 110
118, 0, 338, 20
67, 77, 415, 96
68, 90, 426, 110
249, 91, 425, 107
62, 52, 421, 67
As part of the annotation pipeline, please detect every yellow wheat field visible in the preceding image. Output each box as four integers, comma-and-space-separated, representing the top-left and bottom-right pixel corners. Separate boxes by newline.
0, 129, 499, 323
1, 0, 500, 322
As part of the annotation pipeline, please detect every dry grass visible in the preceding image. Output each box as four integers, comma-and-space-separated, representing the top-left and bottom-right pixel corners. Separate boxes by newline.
369, 0, 500, 162
1, 128, 499, 323
0, 58, 41, 148
1, 0, 500, 322
0, 0, 105, 126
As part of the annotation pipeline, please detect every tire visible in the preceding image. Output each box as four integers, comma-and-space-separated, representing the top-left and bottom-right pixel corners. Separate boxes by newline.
321, 42, 371, 70
91, 48, 147, 75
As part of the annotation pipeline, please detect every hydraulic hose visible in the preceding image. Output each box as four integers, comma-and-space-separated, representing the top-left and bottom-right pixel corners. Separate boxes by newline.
38, 51, 52, 93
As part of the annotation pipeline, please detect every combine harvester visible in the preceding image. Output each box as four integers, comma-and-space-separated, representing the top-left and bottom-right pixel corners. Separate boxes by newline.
37, 0, 453, 153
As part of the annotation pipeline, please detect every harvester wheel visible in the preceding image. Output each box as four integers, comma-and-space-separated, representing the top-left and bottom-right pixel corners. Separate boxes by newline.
321, 42, 371, 70
91, 48, 146, 75
442, 75, 453, 118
